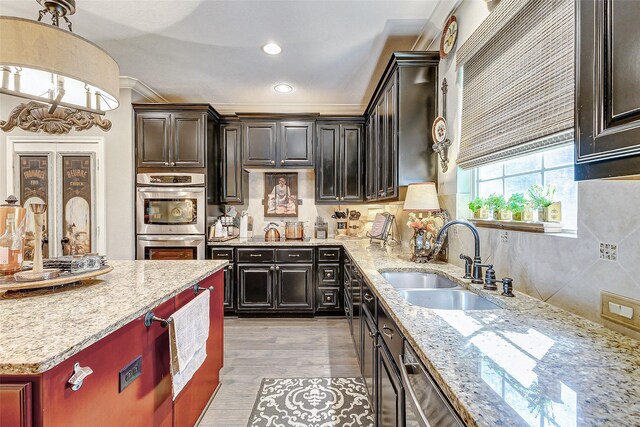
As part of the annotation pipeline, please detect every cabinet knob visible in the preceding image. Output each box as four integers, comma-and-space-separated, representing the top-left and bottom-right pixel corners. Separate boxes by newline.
271, 160, 275, 165
336, 197, 339, 200
275, 265, 280, 271
171, 162, 176, 166
164, 162, 169, 166
280, 160, 285, 165
227, 265, 233, 271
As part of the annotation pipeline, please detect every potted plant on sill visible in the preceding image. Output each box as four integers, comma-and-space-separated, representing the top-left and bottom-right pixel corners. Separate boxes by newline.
528, 184, 561, 222
507, 193, 533, 221
486, 193, 511, 220
468, 197, 488, 219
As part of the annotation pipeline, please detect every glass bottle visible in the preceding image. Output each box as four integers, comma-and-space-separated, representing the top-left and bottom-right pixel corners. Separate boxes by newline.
0, 213, 23, 276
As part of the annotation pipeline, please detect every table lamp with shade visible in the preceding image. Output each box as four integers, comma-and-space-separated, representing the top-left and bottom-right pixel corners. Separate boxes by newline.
403, 182, 448, 262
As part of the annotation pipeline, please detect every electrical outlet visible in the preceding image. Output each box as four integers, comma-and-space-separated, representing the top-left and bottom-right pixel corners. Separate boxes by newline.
599, 242, 618, 262
601, 292, 640, 331
500, 231, 509, 244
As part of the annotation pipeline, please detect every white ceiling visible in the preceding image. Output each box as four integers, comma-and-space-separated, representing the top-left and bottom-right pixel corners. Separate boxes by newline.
0, 0, 449, 114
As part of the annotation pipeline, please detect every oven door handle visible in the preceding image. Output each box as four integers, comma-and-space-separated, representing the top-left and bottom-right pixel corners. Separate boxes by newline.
138, 236, 204, 243
400, 354, 432, 427
137, 187, 205, 195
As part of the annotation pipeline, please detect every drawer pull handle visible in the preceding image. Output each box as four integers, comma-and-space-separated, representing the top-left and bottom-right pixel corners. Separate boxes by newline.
363, 294, 374, 303
193, 284, 214, 295
289, 254, 300, 257
250, 254, 262, 257
68, 362, 93, 392
216, 253, 227, 257
382, 325, 394, 339
324, 252, 336, 256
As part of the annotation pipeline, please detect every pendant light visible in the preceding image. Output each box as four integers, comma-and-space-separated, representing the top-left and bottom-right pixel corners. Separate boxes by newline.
0, 0, 120, 134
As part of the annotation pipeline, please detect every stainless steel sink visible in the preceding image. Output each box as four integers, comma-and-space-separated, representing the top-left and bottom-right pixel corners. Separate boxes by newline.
380, 271, 459, 289
398, 289, 502, 310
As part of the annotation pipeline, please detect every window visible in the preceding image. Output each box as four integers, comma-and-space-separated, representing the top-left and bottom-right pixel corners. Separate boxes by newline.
474, 144, 577, 230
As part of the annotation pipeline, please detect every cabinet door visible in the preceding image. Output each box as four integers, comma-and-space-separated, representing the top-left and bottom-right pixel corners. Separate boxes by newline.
243, 122, 277, 166
173, 272, 225, 427
0, 382, 32, 427
136, 113, 171, 167
576, 0, 640, 179
171, 113, 205, 167
383, 76, 398, 199
378, 343, 403, 427
220, 123, 244, 204
341, 124, 364, 202
276, 264, 313, 311
376, 97, 387, 199
279, 121, 314, 167
223, 264, 235, 311
365, 116, 378, 201
361, 307, 376, 412
237, 264, 274, 310
316, 124, 341, 203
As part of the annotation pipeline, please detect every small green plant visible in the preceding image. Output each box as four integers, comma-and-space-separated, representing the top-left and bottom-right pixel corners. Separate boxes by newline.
468, 197, 485, 213
485, 193, 507, 212
507, 193, 530, 214
527, 184, 556, 208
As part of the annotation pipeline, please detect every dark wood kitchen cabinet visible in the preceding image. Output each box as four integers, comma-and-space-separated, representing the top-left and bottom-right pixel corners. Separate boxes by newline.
219, 123, 246, 204
242, 119, 314, 168
237, 264, 274, 310
365, 52, 439, 202
316, 120, 364, 204
575, 0, 640, 180
208, 247, 235, 312
236, 248, 314, 313
134, 104, 219, 169
276, 264, 314, 310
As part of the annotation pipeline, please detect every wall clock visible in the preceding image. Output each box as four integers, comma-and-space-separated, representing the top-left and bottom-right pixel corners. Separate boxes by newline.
440, 15, 458, 59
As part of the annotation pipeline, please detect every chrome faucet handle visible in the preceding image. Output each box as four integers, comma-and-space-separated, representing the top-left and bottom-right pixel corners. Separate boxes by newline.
459, 254, 473, 279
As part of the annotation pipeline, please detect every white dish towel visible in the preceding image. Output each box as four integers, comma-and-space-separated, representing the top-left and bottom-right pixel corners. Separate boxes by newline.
169, 289, 210, 399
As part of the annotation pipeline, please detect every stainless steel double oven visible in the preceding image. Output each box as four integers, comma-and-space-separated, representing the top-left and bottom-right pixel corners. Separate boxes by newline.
136, 173, 205, 260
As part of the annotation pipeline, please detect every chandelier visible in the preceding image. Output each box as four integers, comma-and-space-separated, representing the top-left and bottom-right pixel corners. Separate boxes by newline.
0, 0, 120, 134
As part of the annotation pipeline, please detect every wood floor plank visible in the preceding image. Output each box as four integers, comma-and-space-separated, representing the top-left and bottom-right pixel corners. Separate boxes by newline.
199, 317, 360, 427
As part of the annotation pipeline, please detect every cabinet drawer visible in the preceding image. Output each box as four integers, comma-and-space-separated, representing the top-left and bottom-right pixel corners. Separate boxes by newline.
377, 303, 403, 365
317, 264, 340, 285
317, 287, 340, 310
209, 247, 234, 261
318, 247, 341, 262
237, 248, 274, 263
275, 248, 313, 263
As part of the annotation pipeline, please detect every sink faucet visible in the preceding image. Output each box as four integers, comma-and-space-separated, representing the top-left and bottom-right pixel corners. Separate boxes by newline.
432, 219, 484, 285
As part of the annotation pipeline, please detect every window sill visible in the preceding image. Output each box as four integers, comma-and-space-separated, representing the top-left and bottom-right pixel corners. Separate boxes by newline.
468, 218, 576, 236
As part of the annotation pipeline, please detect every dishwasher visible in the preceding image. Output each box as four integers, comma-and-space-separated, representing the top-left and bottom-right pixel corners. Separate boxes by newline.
401, 343, 464, 427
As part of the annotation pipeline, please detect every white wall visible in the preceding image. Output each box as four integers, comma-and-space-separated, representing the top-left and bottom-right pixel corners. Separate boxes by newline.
425, 0, 640, 339
1, 78, 162, 260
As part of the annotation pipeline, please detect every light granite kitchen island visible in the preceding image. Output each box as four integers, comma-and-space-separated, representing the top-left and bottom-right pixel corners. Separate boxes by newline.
0, 260, 227, 427
209, 237, 640, 427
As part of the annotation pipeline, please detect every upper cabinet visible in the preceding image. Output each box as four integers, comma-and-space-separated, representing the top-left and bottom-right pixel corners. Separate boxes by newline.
365, 52, 439, 202
576, 0, 640, 180
242, 119, 314, 168
134, 104, 218, 169
220, 122, 246, 204
316, 120, 364, 204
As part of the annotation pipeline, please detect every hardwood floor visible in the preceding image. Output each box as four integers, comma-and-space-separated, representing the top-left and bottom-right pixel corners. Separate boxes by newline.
198, 317, 361, 427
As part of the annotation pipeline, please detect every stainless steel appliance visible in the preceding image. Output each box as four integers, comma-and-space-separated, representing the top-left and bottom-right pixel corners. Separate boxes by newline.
137, 235, 205, 260
401, 343, 463, 427
136, 173, 206, 260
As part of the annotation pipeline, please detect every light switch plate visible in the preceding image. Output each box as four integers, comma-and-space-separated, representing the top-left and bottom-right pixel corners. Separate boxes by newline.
500, 231, 509, 244
599, 242, 617, 261
601, 291, 640, 331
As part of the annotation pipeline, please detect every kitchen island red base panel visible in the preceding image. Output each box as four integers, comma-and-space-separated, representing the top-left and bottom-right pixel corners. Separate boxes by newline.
0, 270, 224, 427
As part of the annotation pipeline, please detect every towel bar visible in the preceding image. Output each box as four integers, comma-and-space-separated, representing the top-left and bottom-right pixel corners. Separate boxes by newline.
192, 284, 214, 295
143, 311, 172, 328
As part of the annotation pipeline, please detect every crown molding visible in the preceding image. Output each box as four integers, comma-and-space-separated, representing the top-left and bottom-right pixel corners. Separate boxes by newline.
411, 0, 463, 51
119, 76, 167, 103
213, 103, 365, 116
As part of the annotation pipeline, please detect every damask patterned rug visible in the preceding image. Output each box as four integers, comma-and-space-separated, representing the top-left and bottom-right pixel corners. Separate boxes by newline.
247, 377, 375, 427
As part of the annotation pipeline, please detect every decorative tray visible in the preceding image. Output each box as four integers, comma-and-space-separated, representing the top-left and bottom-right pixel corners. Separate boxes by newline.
0, 265, 113, 292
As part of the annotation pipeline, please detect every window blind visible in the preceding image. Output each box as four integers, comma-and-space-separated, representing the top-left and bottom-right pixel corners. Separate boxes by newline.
456, 0, 575, 169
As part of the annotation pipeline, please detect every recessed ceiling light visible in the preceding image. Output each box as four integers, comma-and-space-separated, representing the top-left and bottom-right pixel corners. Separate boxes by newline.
262, 43, 282, 55
274, 84, 293, 94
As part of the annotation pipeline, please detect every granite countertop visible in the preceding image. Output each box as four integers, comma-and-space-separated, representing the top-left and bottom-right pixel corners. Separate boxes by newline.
207, 237, 640, 426
0, 260, 227, 375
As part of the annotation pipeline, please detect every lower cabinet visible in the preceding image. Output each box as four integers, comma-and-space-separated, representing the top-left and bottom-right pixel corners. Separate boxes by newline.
237, 261, 314, 313
208, 247, 235, 312
361, 305, 377, 414
237, 264, 275, 310
377, 343, 403, 427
